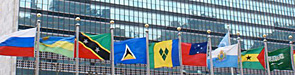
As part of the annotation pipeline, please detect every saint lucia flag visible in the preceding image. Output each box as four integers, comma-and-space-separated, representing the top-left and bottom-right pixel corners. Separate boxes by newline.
114, 38, 147, 64
207, 44, 238, 68
149, 39, 180, 68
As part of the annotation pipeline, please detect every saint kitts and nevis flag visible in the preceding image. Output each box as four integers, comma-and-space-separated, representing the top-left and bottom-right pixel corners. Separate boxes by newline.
0, 28, 36, 57
75, 32, 111, 60
241, 47, 265, 69
149, 39, 180, 68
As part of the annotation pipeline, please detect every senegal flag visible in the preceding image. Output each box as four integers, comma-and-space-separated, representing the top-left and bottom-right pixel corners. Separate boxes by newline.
149, 39, 180, 68
40, 36, 75, 58
76, 32, 111, 60
241, 47, 265, 69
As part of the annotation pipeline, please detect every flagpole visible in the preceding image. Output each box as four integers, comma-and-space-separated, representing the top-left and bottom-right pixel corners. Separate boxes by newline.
110, 20, 115, 75
206, 40, 209, 74
263, 34, 271, 75
207, 30, 214, 75
145, 24, 150, 75
75, 17, 80, 75
34, 13, 41, 75
227, 25, 234, 75
237, 32, 243, 75
288, 35, 295, 75
177, 27, 183, 75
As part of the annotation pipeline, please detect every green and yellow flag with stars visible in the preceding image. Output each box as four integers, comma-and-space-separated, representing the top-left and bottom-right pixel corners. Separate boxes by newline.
149, 39, 180, 68
241, 47, 265, 69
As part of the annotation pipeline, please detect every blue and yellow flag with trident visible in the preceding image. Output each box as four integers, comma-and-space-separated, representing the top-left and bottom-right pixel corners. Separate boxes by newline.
39, 36, 75, 58
149, 39, 180, 68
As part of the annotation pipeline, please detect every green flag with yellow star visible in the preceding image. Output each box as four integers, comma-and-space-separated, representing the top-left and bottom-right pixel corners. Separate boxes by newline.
241, 47, 265, 69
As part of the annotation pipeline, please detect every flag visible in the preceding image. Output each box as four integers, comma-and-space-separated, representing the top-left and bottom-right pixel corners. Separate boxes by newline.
207, 44, 238, 68
218, 32, 230, 47
241, 47, 265, 69
182, 42, 207, 66
149, 39, 180, 68
39, 36, 75, 58
0, 28, 36, 57
114, 38, 146, 64
75, 32, 111, 60
257, 47, 266, 69
268, 47, 293, 71
293, 50, 295, 65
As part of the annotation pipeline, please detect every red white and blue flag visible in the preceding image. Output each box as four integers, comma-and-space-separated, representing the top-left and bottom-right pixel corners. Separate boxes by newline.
182, 42, 207, 66
0, 28, 36, 57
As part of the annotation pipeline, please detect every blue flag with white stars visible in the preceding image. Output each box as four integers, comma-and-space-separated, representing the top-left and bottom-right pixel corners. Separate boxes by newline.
189, 42, 207, 55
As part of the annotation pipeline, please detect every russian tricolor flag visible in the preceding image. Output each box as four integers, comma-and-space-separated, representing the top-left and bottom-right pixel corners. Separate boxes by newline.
0, 28, 36, 57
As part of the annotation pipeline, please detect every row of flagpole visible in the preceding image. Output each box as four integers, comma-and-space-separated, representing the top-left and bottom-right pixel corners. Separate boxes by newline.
31, 14, 181, 75
32, 13, 295, 75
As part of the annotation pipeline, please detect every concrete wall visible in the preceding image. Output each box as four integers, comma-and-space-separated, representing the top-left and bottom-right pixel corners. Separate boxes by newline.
0, 0, 19, 75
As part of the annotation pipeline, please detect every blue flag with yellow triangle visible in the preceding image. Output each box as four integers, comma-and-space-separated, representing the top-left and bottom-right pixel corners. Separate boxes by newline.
114, 38, 147, 64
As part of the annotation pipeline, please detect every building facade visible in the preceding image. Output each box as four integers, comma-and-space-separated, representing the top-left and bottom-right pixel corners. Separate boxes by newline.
0, 0, 19, 75
15, 0, 295, 75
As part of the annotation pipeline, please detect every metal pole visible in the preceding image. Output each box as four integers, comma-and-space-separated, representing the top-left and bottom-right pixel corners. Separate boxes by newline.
289, 35, 295, 75
263, 34, 271, 75
177, 27, 183, 75
34, 13, 41, 75
145, 24, 150, 75
207, 30, 214, 75
75, 17, 80, 75
227, 25, 234, 75
237, 32, 243, 75
110, 20, 115, 75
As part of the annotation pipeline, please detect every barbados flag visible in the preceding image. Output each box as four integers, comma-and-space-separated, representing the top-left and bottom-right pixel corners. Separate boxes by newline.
0, 28, 36, 57
149, 39, 180, 68
39, 36, 75, 58
114, 38, 147, 64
